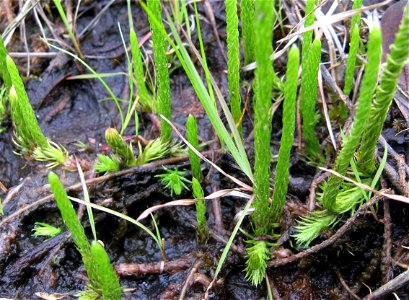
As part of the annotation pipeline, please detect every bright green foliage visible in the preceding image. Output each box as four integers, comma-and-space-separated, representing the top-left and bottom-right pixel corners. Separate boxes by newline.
300, 38, 322, 158
48, 172, 99, 290
32, 222, 63, 238
130, 29, 153, 110
49, 172, 122, 297
0, 85, 7, 133
94, 154, 120, 174
270, 46, 299, 223
322, 25, 382, 212
241, 0, 255, 64
301, 0, 316, 61
105, 128, 136, 167
136, 138, 169, 165
244, 240, 271, 286
147, 0, 172, 143
155, 167, 191, 196
7, 56, 48, 149
293, 210, 338, 248
90, 241, 122, 300
0, 197, 3, 216
226, 0, 242, 134
358, 5, 409, 174
186, 114, 203, 181
343, 0, 363, 95
192, 177, 208, 244
252, 0, 275, 236
0, 38, 11, 91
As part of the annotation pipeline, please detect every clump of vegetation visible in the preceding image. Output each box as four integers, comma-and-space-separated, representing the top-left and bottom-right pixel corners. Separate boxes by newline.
155, 167, 191, 197
32, 222, 63, 239
48, 172, 121, 299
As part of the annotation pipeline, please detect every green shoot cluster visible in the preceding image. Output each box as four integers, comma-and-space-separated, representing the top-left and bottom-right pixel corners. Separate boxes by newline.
48, 172, 121, 299
343, 0, 363, 95
155, 167, 191, 196
147, 0, 172, 143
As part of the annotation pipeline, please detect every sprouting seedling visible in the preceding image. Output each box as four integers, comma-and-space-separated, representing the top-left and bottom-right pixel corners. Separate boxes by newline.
32, 222, 63, 239
4, 52, 67, 167
104, 127, 136, 167
155, 167, 191, 196
94, 154, 121, 174
48, 172, 121, 298
192, 177, 208, 244
244, 240, 275, 286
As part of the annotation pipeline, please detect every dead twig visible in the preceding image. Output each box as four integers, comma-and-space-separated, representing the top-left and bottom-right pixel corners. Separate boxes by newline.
363, 269, 409, 300
179, 261, 201, 300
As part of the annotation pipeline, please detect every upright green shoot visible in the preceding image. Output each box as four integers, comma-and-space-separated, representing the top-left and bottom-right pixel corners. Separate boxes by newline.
105, 128, 136, 167
90, 241, 122, 299
343, 0, 363, 95
270, 46, 299, 223
252, 0, 275, 236
226, 0, 242, 134
358, 5, 409, 174
48, 172, 98, 290
300, 38, 322, 158
130, 28, 153, 111
322, 24, 382, 212
192, 178, 208, 244
241, 0, 255, 64
186, 114, 203, 181
301, 0, 316, 61
48, 172, 121, 298
147, 0, 172, 143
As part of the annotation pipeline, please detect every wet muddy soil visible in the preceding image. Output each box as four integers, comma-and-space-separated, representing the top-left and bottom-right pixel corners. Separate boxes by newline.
1, 1, 409, 299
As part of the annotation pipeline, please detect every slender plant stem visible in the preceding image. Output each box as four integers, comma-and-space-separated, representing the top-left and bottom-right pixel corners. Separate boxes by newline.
226, 0, 242, 134
358, 5, 409, 174
252, 0, 275, 236
322, 25, 382, 212
147, 0, 172, 143
270, 45, 299, 223
241, 0, 255, 64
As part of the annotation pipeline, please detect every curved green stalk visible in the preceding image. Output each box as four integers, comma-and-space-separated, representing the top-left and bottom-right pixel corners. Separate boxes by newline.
226, 0, 242, 134
358, 6, 409, 174
270, 46, 299, 223
241, 0, 255, 64
252, 0, 275, 236
300, 38, 321, 158
147, 0, 172, 143
322, 25, 382, 212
